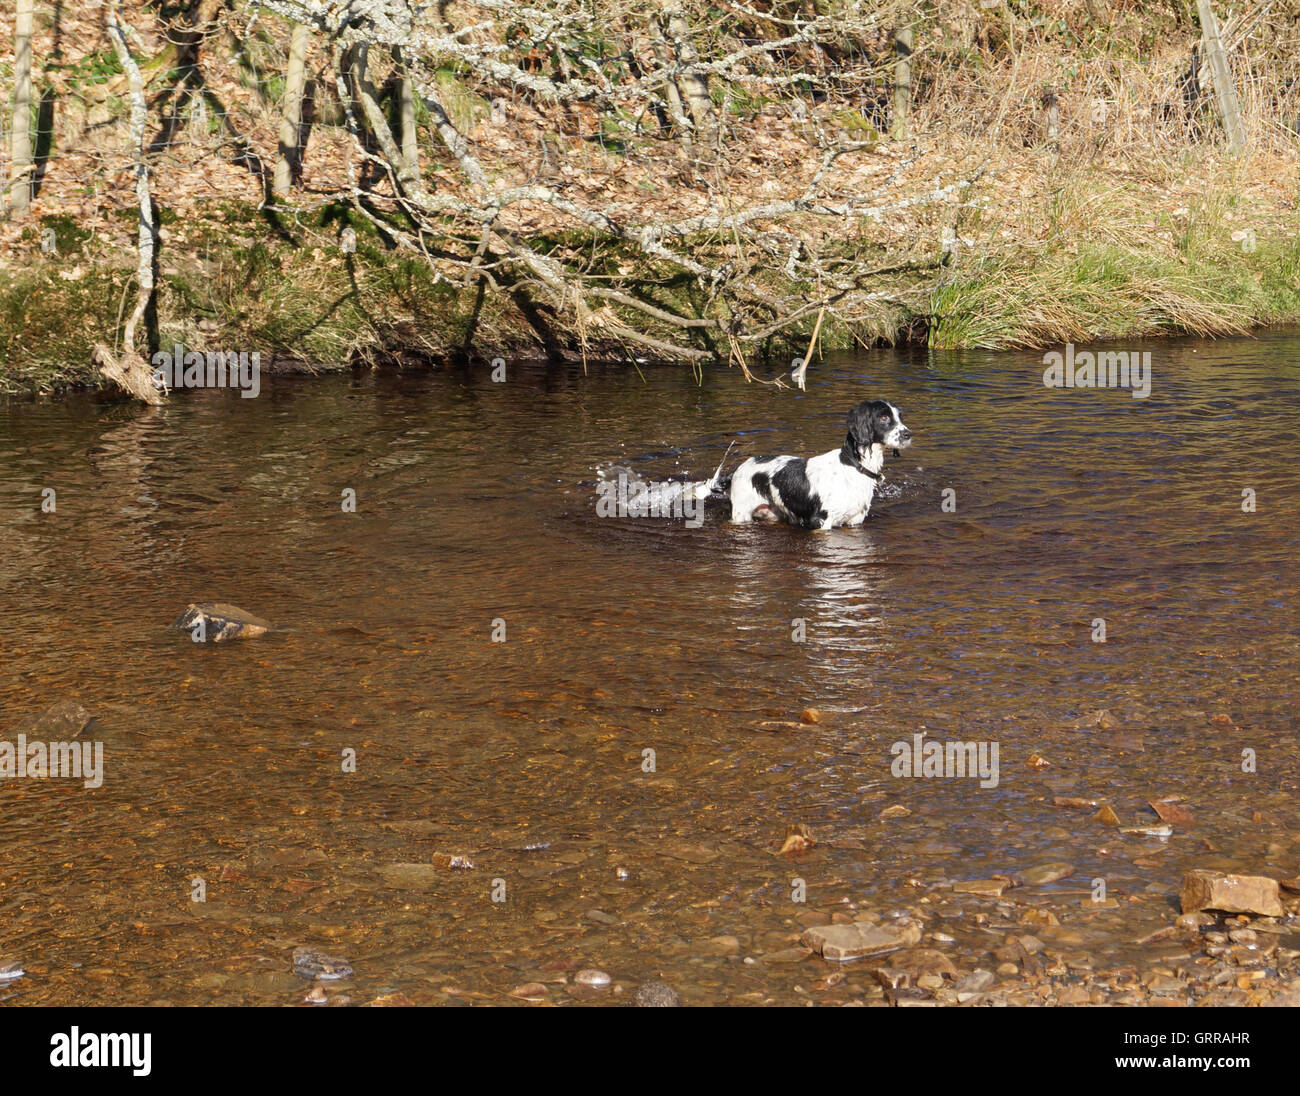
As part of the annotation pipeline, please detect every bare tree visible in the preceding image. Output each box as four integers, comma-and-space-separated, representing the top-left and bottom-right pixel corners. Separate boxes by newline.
1197, 0, 1245, 153
7, 0, 34, 216
274, 20, 312, 196
658, 4, 715, 157
242, 1, 957, 379
94, 0, 164, 404
891, 19, 913, 141
394, 45, 418, 180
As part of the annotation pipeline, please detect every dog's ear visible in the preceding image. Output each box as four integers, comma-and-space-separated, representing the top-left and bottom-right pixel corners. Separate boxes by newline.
846, 401, 879, 448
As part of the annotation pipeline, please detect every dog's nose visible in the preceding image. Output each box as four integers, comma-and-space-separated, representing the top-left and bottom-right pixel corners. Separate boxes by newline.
899, 428, 912, 441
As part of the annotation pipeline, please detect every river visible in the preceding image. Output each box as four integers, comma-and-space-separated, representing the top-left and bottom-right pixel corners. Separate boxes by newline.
1, 333, 1297, 1004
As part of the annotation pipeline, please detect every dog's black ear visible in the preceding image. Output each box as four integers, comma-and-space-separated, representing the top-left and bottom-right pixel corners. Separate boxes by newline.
846, 401, 879, 448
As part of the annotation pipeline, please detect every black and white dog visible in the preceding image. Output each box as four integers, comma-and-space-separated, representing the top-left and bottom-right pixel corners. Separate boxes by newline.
728, 400, 912, 529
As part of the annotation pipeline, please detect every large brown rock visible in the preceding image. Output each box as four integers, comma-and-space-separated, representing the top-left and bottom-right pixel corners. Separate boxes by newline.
172, 603, 273, 643
801, 917, 922, 962
1180, 870, 1284, 917
13, 700, 95, 738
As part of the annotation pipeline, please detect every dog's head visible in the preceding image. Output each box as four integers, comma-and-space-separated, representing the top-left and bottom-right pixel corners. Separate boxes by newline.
846, 399, 912, 457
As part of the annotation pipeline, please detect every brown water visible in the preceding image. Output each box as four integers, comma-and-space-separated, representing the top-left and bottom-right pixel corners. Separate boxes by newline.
1, 335, 1297, 1005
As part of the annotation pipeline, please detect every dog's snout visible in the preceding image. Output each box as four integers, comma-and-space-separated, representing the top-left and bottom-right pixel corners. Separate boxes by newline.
899, 427, 912, 440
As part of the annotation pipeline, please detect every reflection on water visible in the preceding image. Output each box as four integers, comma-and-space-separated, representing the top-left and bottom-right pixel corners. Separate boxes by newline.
0, 334, 1297, 1004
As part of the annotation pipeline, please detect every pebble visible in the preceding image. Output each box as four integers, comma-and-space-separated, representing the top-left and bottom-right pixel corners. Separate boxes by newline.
635, 982, 680, 1007
955, 969, 996, 993
1022, 862, 1074, 886
1096, 804, 1122, 826
953, 879, 1006, 897
292, 946, 353, 981
575, 969, 612, 987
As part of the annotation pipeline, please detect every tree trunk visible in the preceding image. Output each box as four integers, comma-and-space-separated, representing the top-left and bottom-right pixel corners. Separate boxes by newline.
661, 8, 714, 152
96, 0, 163, 404
1196, 0, 1245, 153
395, 46, 419, 178
649, 22, 694, 158
8, 0, 34, 216
1041, 86, 1059, 150
274, 20, 310, 196
891, 22, 914, 141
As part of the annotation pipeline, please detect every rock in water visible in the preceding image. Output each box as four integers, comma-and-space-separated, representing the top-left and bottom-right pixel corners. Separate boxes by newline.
1022, 862, 1075, 886
292, 946, 353, 980
1180, 870, 1284, 917
635, 982, 680, 1006
801, 917, 922, 961
954, 969, 995, 993
13, 700, 95, 738
172, 603, 273, 644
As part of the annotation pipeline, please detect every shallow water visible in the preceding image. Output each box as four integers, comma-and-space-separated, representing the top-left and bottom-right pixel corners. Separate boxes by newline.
1, 334, 1297, 1004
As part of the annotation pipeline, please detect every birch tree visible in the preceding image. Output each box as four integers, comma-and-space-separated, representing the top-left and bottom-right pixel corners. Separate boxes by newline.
94, 0, 164, 404
274, 20, 312, 196
7, 0, 34, 216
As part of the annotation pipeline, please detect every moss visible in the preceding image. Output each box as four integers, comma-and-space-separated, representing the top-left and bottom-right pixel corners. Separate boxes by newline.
25, 214, 93, 256
0, 268, 120, 395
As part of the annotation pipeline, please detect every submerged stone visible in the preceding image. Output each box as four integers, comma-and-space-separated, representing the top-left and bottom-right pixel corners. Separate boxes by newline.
172, 602, 273, 643
1022, 862, 1075, 886
635, 981, 680, 1006
801, 918, 922, 961
13, 700, 96, 738
292, 946, 353, 980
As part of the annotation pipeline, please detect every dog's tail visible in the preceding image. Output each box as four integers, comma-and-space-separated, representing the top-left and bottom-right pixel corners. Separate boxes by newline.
594, 442, 735, 516
660, 442, 735, 506
700, 441, 735, 496
667, 442, 736, 502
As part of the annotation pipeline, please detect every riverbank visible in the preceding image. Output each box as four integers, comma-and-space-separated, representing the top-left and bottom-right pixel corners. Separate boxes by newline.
4, 2, 1300, 397
5, 150, 1298, 399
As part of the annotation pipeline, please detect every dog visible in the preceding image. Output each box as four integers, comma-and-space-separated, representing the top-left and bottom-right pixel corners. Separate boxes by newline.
727, 400, 912, 529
